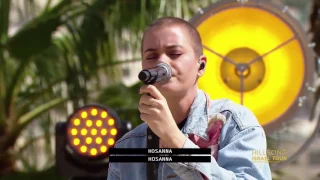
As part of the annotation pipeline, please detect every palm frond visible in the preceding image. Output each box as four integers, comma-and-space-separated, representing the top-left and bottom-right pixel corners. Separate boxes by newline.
0, 97, 67, 151
6, 0, 74, 60
0, 0, 11, 126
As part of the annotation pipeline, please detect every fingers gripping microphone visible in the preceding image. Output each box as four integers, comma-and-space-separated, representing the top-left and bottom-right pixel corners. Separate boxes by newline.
138, 63, 172, 85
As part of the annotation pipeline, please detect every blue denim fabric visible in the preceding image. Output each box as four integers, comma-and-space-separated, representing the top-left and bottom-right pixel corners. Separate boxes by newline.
107, 89, 272, 180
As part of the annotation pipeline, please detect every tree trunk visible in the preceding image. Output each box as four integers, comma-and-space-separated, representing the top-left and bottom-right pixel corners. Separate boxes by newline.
0, 151, 15, 177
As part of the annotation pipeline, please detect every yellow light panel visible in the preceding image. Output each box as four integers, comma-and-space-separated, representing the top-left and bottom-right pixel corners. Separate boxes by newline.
81, 111, 88, 119
196, 7, 304, 126
74, 138, 80, 146
91, 109, 98, 116
101, 129, 107, 135
101, 111, 107, 118
96, 120, 102, 127
86, 120, 93, 127
91, 129, 97, 136
71, 129, 77, 135
96, 137, 102, 144
108, 119, 115, 126
100, 146, 107, 153
74, 118, 80, 126
86, 137, 92, 144
80, 146, 87, 153
81, 129, 87, 136
67, 106, 119, 157
108, 138, 115, 146
90, 148, 97, 156
111, 129, 117, 136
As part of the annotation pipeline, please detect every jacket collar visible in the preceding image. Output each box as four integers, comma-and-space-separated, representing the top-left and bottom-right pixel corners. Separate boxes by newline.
181, 89, 210, 140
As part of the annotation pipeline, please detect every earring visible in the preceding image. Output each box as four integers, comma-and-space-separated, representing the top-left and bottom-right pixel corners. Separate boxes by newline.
199, 61, 205, 70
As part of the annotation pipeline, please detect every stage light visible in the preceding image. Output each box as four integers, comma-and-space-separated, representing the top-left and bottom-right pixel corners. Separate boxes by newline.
56, 104, 132, 179
190, 0, 314, 132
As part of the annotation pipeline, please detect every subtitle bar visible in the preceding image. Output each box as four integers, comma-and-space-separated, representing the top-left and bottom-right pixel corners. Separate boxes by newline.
109, 148, 211, 155
109, 156, 211, 162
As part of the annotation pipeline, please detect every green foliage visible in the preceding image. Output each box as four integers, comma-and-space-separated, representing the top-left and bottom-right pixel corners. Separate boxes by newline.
0, 166, 67, 180
97, 81, 143, 127
0, 0, 122, 175
0, 0, 10, 43
6, 0, 72, 60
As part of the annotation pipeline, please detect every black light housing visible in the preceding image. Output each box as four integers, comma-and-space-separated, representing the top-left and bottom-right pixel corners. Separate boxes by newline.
55, 104, 132, 179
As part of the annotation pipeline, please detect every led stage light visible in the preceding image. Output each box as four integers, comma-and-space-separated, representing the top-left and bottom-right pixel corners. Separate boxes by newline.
56, 104, 131, 179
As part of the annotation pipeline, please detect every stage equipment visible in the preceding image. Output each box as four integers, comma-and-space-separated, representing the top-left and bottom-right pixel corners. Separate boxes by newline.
190, 0, 318, 169
55, 104, 131, 179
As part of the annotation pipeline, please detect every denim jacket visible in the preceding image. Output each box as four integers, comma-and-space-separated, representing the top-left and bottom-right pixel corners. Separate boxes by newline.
107, 89, 272, 180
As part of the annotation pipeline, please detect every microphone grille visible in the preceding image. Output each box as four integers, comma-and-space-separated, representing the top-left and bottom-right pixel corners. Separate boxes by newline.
138, 70, 149, 81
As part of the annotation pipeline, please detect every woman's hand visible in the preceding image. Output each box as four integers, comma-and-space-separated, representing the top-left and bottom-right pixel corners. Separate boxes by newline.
138, 85, 186, 148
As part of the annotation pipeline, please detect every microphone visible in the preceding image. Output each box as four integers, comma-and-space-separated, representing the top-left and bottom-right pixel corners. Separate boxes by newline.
138, 62, 172, 85
138, 63, 172, 180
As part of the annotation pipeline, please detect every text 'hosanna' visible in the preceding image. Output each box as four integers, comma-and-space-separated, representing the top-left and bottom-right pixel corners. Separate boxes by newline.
148, 149, 173, 154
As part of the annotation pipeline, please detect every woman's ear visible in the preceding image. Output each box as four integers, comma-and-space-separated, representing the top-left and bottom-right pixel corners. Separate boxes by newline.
198, 55, 207, 77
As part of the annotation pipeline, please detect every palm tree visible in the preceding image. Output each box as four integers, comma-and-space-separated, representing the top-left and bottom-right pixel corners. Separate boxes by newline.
0, 0, 73, 174
0, 0, 120, 175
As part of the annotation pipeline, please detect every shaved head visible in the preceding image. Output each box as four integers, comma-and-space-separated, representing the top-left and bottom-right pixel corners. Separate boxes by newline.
141, 17, 203, 57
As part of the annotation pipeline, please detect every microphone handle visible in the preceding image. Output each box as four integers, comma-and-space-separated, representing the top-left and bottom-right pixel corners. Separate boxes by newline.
145, 94, 159, 180
146, 125, 159, 180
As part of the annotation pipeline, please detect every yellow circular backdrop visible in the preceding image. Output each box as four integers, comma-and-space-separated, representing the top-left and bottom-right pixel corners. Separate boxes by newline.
196, 7, 305, 126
